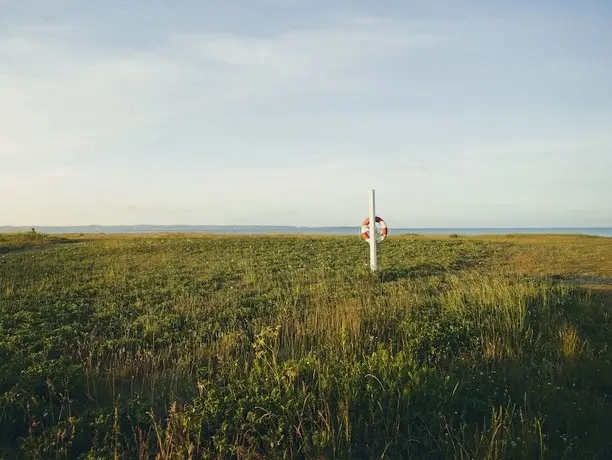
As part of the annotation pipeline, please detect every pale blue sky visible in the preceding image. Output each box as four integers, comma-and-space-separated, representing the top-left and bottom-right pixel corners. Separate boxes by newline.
1, 0, 611, 227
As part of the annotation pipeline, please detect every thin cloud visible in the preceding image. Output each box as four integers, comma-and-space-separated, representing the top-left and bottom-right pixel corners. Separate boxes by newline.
0, 16, 449, 162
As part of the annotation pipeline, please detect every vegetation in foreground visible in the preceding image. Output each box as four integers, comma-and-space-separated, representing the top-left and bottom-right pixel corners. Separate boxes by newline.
1, 232, 612, 459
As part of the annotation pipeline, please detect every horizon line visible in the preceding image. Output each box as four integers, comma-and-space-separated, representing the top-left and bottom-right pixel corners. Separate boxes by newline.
2, 224, 612, 229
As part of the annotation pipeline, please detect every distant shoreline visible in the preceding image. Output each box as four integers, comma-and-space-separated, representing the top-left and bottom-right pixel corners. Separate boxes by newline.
1, 225, 611, 237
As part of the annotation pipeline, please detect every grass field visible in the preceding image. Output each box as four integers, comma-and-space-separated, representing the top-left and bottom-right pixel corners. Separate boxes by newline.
1, 231, 612, 459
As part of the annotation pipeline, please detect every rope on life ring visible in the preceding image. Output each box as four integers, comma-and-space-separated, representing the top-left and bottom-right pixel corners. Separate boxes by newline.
360, 216, 388, 243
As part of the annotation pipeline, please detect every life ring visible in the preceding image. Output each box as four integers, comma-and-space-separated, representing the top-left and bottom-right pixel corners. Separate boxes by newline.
361, 216, 388, 243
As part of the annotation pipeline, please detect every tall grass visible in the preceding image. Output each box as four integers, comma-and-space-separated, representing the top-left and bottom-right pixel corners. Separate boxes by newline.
1, 235, 611, 458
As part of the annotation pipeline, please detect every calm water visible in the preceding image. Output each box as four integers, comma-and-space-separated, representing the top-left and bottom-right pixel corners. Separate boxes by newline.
2, 225, 611, 237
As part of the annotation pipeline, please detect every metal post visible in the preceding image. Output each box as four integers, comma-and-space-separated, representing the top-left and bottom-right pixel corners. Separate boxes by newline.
369, 189, 378, 272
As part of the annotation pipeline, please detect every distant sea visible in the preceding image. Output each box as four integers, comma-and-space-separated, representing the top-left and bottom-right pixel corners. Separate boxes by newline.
1, 226, 611, 237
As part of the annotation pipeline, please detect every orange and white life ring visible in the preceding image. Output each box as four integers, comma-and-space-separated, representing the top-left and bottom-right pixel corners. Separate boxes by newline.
361, 216, 388, 243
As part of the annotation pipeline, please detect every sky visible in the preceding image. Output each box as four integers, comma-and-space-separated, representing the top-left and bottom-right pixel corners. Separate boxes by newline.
1, 0, 611, 227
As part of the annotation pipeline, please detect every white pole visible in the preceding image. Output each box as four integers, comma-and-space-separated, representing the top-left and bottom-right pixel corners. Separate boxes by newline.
369, 189, 378, 272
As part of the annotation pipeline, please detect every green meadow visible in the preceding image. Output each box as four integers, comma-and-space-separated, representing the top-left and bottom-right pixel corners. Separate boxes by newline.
1, 232, 612, 459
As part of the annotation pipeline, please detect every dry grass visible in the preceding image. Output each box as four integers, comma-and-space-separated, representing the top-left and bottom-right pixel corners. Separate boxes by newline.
475, 234, 612, 278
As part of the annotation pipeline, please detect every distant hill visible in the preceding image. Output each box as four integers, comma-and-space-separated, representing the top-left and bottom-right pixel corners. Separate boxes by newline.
1, 225, 611, 236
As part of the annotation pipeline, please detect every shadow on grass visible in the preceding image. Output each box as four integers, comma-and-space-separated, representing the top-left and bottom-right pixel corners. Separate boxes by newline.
0, 238, 86, 255
379, 263, 447, 282
527, 275, 612, 313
